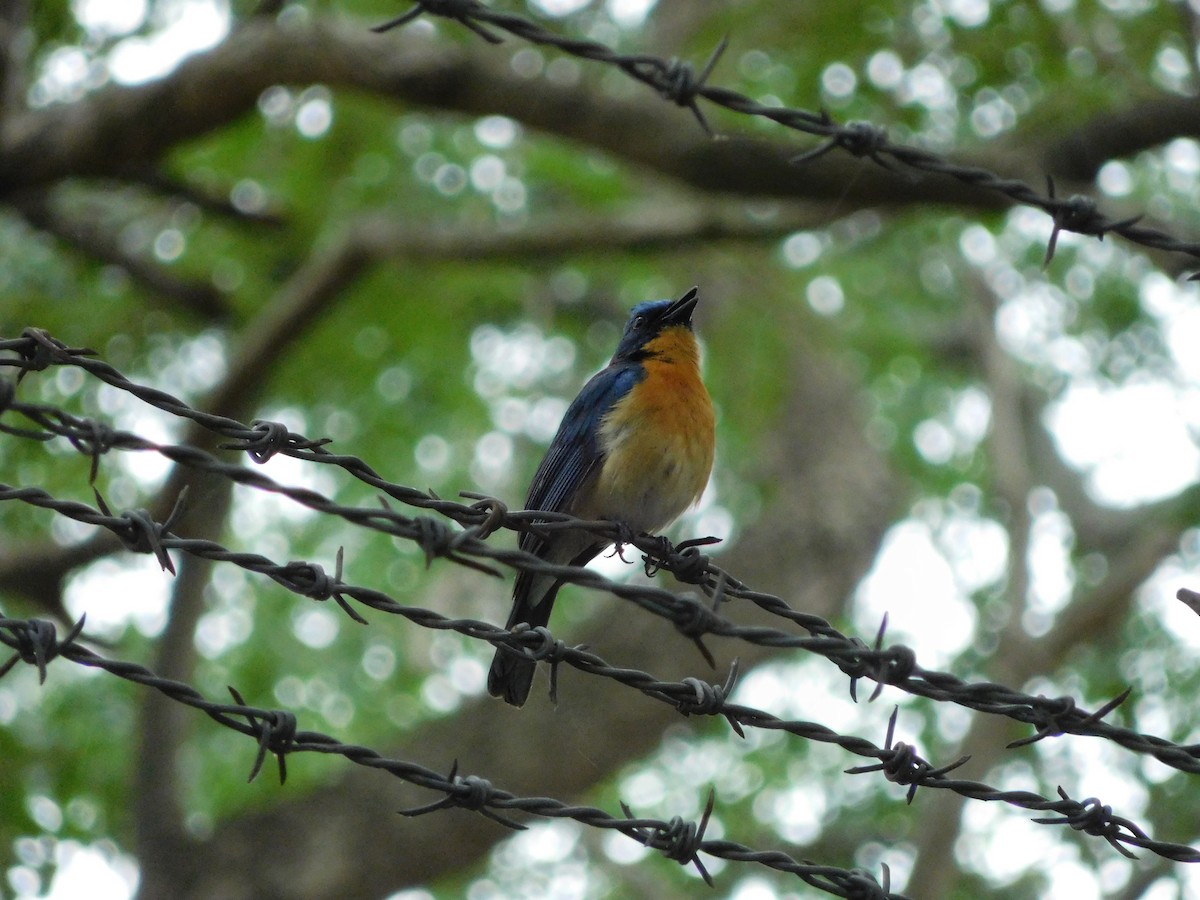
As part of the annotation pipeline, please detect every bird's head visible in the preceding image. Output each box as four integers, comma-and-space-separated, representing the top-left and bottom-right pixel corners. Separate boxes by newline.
612, 286, 700, 363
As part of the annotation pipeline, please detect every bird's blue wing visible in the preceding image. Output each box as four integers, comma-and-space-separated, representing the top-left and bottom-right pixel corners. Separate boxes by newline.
492, 362, 643, 704
520, 363, 640, 552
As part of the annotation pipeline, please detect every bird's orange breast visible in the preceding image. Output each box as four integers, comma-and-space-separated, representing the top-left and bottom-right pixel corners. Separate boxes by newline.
590, 327, 715, 533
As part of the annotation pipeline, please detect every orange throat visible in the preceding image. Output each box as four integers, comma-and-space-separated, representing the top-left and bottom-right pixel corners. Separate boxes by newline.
592, 326, 715, 532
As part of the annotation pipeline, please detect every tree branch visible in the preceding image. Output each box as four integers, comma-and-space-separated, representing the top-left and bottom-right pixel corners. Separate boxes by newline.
12, 189, 233, 320
0, 197, 818, 610
127, 167, 286, 227
905, 276, 1042, 900
0, 17, 998, 211
125, 217, 390, 893
906, 271, 1192, 898
1040, 94, 1200, 182
0, 0, 28, 124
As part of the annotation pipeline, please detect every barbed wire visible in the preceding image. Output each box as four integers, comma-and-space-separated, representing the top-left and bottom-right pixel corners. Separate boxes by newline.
5, 328, 1200, 784
0, 615, 901, 898
1, 586, 1196, 867
3, 332, 1200, 868
4, 8, 1195, 891
371, 0, 1200, 270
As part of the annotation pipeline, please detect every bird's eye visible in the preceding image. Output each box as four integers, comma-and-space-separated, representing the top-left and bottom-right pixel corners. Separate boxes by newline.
632, 315, 646, 328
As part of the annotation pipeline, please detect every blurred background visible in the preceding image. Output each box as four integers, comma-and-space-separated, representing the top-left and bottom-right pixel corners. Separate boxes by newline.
4, 0, 1200, 897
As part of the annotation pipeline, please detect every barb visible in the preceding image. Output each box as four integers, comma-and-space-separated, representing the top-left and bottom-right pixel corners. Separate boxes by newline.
1031, 787, 1155, 860
371, 0, 503, 43
228, 685, 297, 784
1042, 175, 1143, 267
791, 118, 895, 171
0, 615, 86, 683
652, 35, 729, 137
845, 708, 971, 805
220, 418, 332, 464
1176, 587, 1200, 618
399, 760, 526, 829
621, 788, 717, 885
368, 3, 1200, 266
93, 485, 187, 574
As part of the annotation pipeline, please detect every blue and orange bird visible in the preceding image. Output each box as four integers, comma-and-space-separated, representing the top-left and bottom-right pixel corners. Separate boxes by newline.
487, 286, 716, 706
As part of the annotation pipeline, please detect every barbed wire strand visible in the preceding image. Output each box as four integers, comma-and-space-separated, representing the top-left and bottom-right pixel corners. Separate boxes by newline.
2, 603, 1196, 865
3, 408, 1200, 861
0, 615, 905, 899
369, 0, 1200, 270
6, 338, 1200, 877
5, 331, 1200, 782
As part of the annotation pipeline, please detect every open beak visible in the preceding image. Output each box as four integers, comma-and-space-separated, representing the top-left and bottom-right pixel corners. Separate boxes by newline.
661, 286, 699, 326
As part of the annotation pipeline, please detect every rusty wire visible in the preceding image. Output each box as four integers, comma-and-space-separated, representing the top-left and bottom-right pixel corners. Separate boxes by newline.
3, 331, 1200, 872
370, 0, 1200, 269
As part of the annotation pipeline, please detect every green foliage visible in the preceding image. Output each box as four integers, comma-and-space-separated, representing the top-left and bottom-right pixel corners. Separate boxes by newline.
5, 0, 1200, 898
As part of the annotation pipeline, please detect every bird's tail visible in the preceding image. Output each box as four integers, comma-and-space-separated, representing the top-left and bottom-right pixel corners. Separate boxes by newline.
487, 571, 559, 707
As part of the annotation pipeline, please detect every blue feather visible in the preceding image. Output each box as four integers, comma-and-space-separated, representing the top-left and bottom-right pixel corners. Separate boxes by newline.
520, 363, 643, 553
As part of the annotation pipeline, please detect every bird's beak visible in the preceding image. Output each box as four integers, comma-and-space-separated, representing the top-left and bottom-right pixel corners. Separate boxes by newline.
662, 286, 699, 326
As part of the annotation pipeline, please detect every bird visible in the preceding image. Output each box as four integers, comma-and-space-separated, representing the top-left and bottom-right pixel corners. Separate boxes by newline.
487, 286, 716, 706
